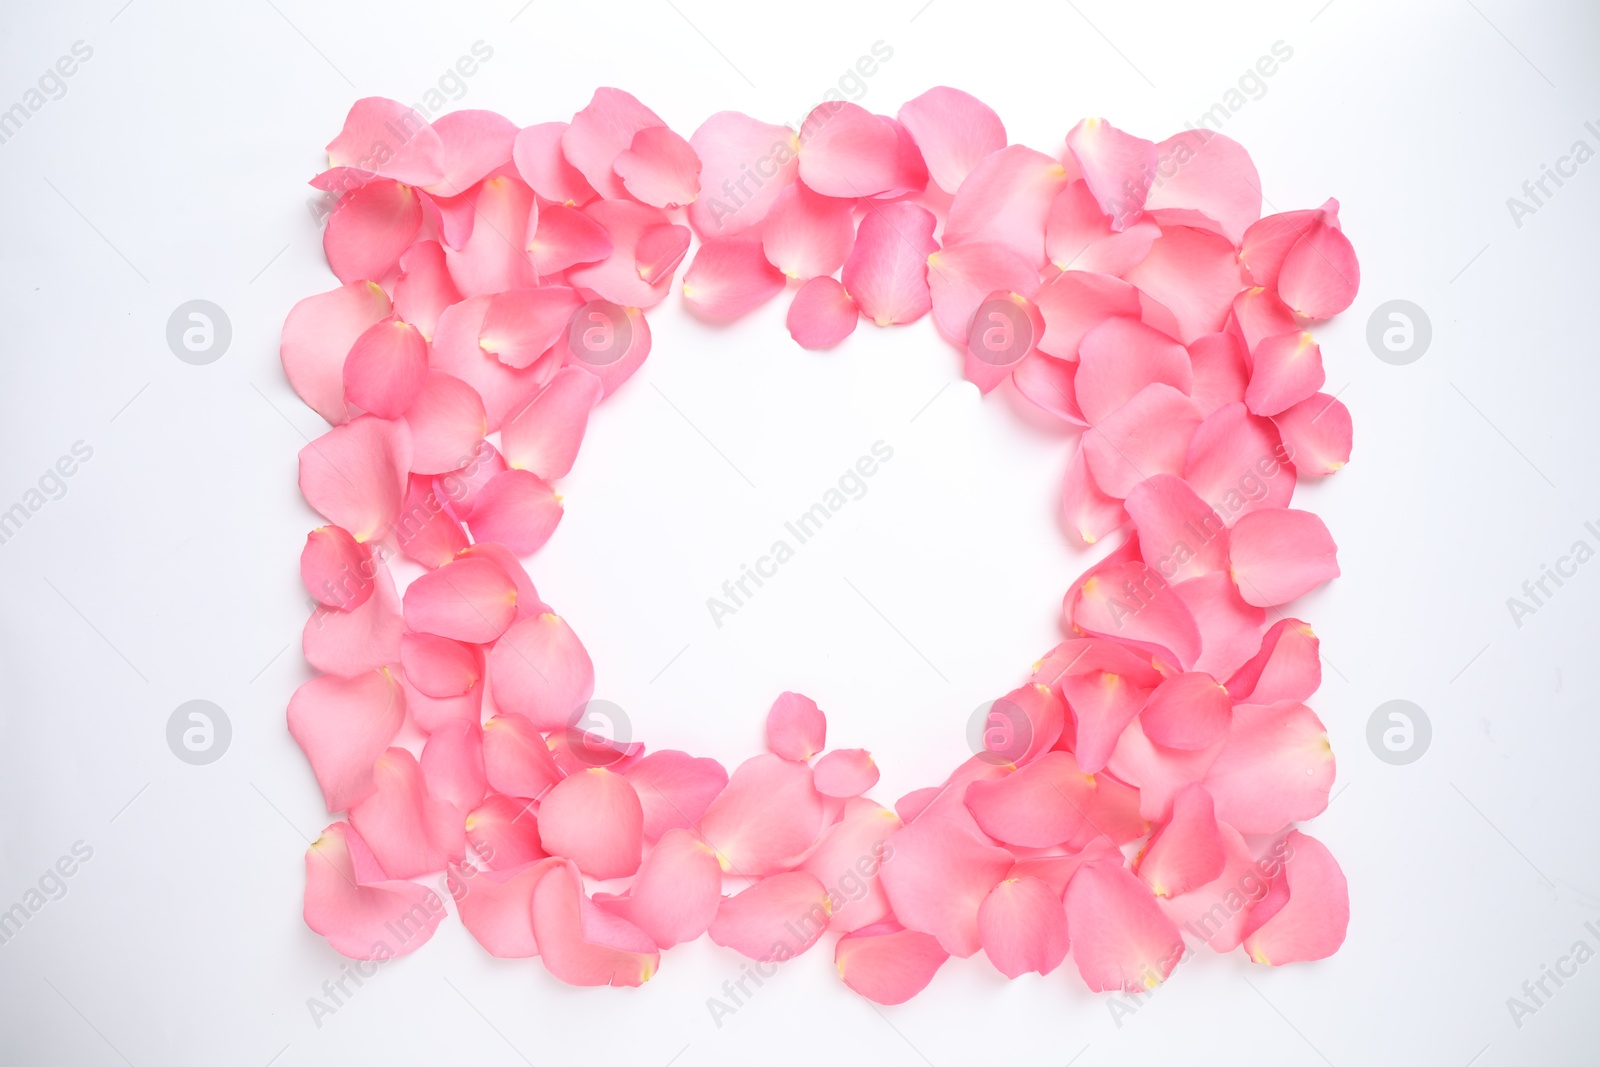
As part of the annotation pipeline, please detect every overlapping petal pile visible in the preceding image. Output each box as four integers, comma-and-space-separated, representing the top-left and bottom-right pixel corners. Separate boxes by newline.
285, 88, 1356, 1001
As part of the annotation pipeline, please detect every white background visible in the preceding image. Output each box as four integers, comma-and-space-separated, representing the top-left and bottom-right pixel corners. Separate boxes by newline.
2, 0, 1598, 1063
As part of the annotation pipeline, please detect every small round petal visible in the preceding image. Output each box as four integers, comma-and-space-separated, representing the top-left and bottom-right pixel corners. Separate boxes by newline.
488, 614, 595, 732
812, 749, 878, 798
281, 281, 392, 425
709, 872, 832, 961
402, 555, 519, 643
538, 767, 644, 879
767, 691, 826, 760
787, 276, 858, 350
301, 526, 374, 610
978, 876, 1070, 978
343, 319, 429, 420
465, 469, 564, 555
835, 922, 949, 1004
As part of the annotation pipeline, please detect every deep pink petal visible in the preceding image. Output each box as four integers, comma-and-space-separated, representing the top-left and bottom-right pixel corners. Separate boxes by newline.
879, 804, 1012, 957
427, 109, 519, 195
1060, 442, 1126, 547
1068, 557, 1202, 672
464, 793, 547, 869
527, 203, 613, 275
1141, 671, 1233, 751
430, 296, 548, 432
965, 750, 1095, 847
1076, 317, 1193, 424
443, 175, 539, 297
303, 560, 403, 677
1246, 331, 1324, 417
1046, 180, 1158, 274
1125, 473, 1229, 581
396, 474, 470, 568
1033, 269, 1142, 361
927, 241, 1039, 345
1277, 223, 1360, 320
453, 857, 561, 957
318, 98, 444, 187
796, 102, 900, 198
1136, 783, 1225, 898
799, 797, 899, 933
400, 631, 481, 698
1183, 402, 1295, 520
1187, 331, 1250, 416
1081, 383, 1203, 499
1225, 617, 1320, 704
1272, 391, 1353, 476
325, 180, 423, 285
608, 827, 722, 947
567, 200, 675, 308
1016, 352, 1086, 425
343, 318, 428, 420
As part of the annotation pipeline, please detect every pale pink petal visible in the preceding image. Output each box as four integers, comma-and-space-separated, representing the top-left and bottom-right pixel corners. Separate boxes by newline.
1141, 672, 1233, 752
512, 121, 597, 206
420, 721, 487, 813
1226, 618, 1320, 704
481, 712, 563, 800
835, 922, 949, 1004
402, 555, 518, 643
612, 125, 701, 208
1068, 557, 1202, 672
320, 98, 444, 187
791, 102, 898, 198
787, 276, 859, 349
1231, 285, 1300, 352
392, 241, 460, 343
840, 202, 938, 326
965, 751, 1095, 847
1060, 442, 1126, 546
453, 857, 561, 957
610, 828, 722, 947
1187, 332, 1250, 416
500, 366, 603, 480
1277, 223, 1360, 320
562, 88, 665, 201
687, 111, 799, 237
430, 296, 548, 432
1246, 331, 1324, 416
709, 871, 832, 961
683, 237, 786, 319
422, 187, 477, 250
444, 175, 539, 297
465, 469, 564, 555
304, 560, 403, 676
1045, 180, 1159, 274
1175, 572, 1267, 681
1203, 700, 1333, 833
526, 203, 613, 275
343, 318, 428, 420
396, 474, 469, 568
624, 750, 729, 840
538, 767, 644, 879
1136, 783, 1225, 898
465, 793, 548, 869
1144, 131, 1261, 244
800, 798, 899, 933
870, 115, 930, 199
567, 200, 675, 308
943, 145, 1068, 266
478, 287, 584, 371
1272, 391, 1353, 475
897, 87, 1006, 195
1076, 317, 1193, 424
1065, 860, 1185, 992
325, 180, 422, 285
1240, 830, 1349, 964
635, 222, 692, 286
288, 670, 405, 812
1125, 473, 1229, 581
1108, 716, 1226, 823
878, 804, 1013, 957
301, 525, 374, 610
1016, 352, 1086, 424
1033, 269, 1142, 361
767, 691, 826, 761
298, 416, 410, 544
1183, 402, 1295, 520
487, 614, 594, 731
1123, 226, 1243, 343
761, 182, 855, 279
426, 110, 519, 195
400, 631, 480, 698
530, 860, 659, 986
1065, 118, 1158, 231
927, 241, 1039, 345
1228, 508, 1339, 607
281, 281, 392, 424
813, 749, 878, 798
304, 822, 445, 959
403, 371, 486, 475
1081, 383, 1203, 499
698, 753, 827, 876
978, 876, 1070, 978
349, 747, 465, 877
